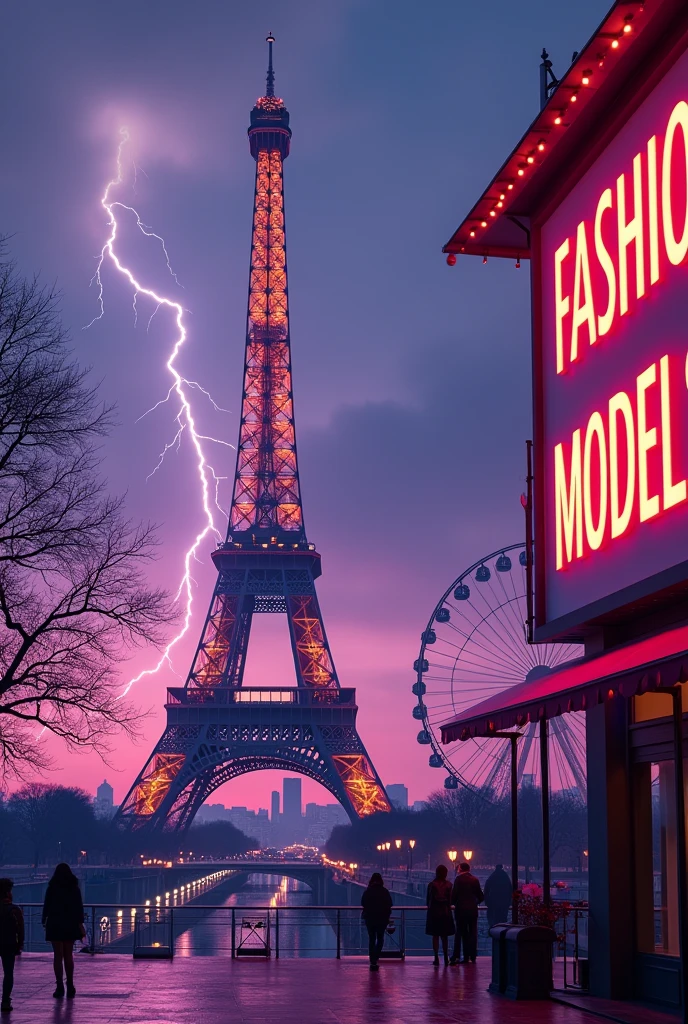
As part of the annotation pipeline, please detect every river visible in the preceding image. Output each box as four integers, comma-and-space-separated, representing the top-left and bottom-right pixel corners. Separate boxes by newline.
174, 874, 337, 958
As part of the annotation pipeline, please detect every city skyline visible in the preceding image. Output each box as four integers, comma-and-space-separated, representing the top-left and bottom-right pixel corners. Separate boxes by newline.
91, 775, 415, 817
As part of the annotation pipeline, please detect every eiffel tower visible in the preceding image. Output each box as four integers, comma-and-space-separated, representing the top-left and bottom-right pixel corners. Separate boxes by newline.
117, 36, 390, 831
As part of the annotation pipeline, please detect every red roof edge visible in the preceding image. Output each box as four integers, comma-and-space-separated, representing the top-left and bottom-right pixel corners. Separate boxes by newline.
443, 0, 668, 260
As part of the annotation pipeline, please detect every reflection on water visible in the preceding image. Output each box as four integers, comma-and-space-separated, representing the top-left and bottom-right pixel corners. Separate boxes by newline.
174, 875, 335, 958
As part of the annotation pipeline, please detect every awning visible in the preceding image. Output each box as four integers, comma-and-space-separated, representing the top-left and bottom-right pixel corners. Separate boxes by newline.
440, 624, 688, 743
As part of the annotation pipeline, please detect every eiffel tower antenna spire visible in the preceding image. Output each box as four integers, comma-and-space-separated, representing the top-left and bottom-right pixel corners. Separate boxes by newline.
266, 33, 275, 97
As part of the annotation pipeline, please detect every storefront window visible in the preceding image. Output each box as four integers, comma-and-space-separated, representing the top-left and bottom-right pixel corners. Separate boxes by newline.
635, 761, 679, 956
633, 688, 688, 723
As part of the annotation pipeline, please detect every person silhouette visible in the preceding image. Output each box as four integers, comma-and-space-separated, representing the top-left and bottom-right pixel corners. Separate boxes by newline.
425, 865, 455, 966
360, 873, 393, 970
484, 864, 513, 928
0, 878, 24, 1013
450, 862, 484, 965
42, 864, 84, 999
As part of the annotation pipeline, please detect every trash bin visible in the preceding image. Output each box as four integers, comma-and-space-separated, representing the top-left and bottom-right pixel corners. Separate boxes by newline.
504, 925, 556, 1000
488, 924, 511, 994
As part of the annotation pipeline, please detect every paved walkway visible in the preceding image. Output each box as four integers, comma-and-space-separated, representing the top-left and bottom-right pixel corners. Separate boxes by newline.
2, 954, 623, 1024
552, 991, 678, 1024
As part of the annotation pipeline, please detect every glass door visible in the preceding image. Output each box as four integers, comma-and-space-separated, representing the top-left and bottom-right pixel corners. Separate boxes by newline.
634, 761, 680, 956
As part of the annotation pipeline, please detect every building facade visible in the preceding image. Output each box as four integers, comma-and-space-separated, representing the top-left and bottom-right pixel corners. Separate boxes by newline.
94, 780, 115, 819
386, 784, 409, 810
440, 0, 688, 1014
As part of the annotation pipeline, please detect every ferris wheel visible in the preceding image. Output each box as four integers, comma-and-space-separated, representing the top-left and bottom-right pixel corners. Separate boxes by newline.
413, 543, 587, 800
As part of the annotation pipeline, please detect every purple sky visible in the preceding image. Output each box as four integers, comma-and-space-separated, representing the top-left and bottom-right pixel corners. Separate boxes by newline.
0, 0, 607, 810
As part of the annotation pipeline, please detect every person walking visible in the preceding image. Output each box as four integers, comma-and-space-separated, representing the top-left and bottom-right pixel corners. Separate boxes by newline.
0, 879, 24, 1014
360, 872, 393, 971
42, 864, 84, 999
450, 861, 484, 965
484, 864, 513, 929
425, 865, 455, 966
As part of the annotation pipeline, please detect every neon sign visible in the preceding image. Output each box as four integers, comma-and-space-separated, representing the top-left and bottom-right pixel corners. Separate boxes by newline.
554, 101, 688, 378
538, 47, 688, 630
553, 353, 686, 570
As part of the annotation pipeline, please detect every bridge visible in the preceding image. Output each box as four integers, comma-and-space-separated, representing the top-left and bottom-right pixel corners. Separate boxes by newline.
70, 861, 344, 905
147, 860, 335, 902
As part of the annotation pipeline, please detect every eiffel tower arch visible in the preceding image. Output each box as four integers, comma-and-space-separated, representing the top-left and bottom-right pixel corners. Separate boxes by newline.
117, 37, 390, 832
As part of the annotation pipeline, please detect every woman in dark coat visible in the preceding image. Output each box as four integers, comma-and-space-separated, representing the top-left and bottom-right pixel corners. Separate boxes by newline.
425, 864, 455, 966
42, 864, 84, 999
360, 873, 393, 970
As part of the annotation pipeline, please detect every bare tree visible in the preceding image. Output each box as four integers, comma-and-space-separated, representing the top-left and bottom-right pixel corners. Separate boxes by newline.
7, 782, 98, 865
0, 245, 175, 778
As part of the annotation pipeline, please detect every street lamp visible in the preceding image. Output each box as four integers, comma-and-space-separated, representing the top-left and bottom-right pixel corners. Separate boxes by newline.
408, 839, 416, 874
395, 839, 402, 866
384, 841, 391, 871
448, 849, 457, 865
463, 850, 473, 862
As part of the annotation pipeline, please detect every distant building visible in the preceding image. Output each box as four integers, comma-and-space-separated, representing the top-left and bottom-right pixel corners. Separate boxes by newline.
386, 784, 409, 810
411, 800, 427, 813
281, 778, 303, 844
253, 809, 270, 848
304, 802, 347, 846
94, 780, 115, 819
195, 802, 229, 823
283, 778, 301, 818
194, 792, 347, 850
193, 803, 268, 846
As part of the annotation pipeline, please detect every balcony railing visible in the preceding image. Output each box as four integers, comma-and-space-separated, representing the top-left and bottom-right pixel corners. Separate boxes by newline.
166, 687, 356, 707
558, 904, 590, 990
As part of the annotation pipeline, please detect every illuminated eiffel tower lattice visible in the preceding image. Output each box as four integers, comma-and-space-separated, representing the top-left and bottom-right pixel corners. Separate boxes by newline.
118, 37, 390, 831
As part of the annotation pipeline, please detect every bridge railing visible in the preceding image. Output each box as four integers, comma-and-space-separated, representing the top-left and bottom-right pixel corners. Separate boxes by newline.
14, 902, 584, 961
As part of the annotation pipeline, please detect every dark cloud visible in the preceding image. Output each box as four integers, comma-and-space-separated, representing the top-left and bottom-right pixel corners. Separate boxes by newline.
302, 330, 531, 604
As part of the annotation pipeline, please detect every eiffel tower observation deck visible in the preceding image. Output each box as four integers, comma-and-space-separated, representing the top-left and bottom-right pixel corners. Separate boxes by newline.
117, 37, 390, 832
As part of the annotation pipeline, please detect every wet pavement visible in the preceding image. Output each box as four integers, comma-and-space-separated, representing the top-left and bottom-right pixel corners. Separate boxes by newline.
0, 953, 626, 1024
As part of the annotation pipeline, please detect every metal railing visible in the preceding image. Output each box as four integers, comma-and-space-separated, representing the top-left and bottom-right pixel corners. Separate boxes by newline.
17, 900, 587, 974
558, 904, 590, 990
17, 903, 506, 959
166, 686, 356, 707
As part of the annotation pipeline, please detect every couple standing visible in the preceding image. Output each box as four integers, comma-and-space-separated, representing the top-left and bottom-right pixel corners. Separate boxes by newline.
425, 861, 484, 966
0, 864, 84, 1013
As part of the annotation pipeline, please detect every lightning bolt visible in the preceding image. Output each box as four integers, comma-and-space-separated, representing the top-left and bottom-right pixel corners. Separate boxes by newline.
86, 127, 232, 698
